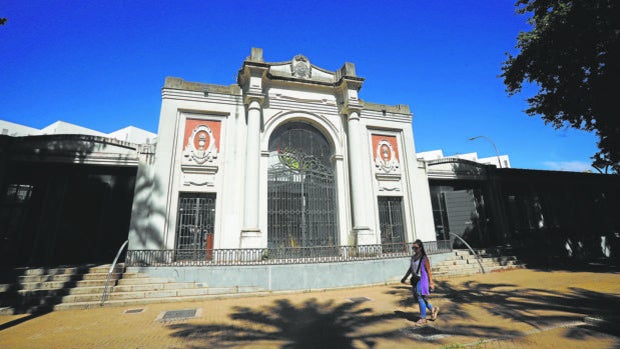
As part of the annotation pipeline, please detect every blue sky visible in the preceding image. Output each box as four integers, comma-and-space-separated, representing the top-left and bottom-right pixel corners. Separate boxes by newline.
1, 0, 599, 172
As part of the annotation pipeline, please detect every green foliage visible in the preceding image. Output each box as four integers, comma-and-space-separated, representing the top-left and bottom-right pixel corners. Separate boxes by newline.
501, 0, 620, 173
278, 147, 322, 172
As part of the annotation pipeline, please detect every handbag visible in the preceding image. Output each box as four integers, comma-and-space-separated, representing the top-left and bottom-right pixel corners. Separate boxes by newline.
409, 255, 423, 285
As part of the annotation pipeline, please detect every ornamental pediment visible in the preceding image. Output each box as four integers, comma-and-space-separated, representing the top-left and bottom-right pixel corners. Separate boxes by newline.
268, 54, 339, 83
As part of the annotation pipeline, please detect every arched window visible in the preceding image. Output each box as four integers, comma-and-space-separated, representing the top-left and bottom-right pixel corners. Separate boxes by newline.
268, 122, 338, 248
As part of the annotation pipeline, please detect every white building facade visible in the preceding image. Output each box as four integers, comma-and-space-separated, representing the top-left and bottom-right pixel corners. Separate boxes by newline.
128, 48, 435, 253
417, 149, 511, 169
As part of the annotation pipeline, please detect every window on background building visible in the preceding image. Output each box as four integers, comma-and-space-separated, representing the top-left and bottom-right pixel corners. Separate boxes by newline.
4, 184, 34, 203
430, 191, 450, 241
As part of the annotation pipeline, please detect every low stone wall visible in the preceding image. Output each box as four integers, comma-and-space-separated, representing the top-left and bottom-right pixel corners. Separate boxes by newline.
127, 253, 453, 292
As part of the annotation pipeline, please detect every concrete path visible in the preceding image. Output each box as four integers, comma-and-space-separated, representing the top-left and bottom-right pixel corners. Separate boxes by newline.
0, 268, 618, 348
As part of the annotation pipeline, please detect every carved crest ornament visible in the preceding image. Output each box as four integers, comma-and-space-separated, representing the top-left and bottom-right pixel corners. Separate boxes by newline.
291, 55, 311, 79
184, 125, 218, 164
375, 139, 399, 173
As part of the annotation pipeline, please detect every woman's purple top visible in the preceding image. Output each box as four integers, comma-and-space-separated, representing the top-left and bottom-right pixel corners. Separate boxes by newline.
411, 255, 430, 295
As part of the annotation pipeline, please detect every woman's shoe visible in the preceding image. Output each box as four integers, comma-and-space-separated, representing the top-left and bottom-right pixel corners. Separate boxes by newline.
431, 307, 440, 321
415, 318, 427, 325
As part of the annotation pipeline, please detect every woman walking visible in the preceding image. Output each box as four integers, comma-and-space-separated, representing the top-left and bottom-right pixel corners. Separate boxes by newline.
401, 239, 439, 325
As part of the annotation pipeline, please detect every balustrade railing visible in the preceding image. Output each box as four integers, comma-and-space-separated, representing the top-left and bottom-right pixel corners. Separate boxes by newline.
126, 240, 452, 267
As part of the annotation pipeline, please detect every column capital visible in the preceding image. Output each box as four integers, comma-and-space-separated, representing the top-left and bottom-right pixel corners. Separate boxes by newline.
237, 55, 268, 94
244, 93, 265, 108
342, 102, 364, 120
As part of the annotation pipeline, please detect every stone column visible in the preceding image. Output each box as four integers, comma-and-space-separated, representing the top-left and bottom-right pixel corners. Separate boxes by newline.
240, 96, 263, 248
236, 48, 267, 249
337, 63, 375, 246
346, 108, 374, 245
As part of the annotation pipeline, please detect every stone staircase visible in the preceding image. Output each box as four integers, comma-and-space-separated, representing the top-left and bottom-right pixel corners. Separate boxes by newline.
0, 249, 525, 314
432, 249, 526, 278
0, 264, 264, 314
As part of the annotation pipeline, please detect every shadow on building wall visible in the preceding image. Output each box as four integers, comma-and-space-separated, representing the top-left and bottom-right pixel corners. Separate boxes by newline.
127, 164, 166, 250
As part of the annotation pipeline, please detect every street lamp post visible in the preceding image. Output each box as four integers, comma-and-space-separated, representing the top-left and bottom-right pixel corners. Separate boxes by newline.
469, 135, 502, 168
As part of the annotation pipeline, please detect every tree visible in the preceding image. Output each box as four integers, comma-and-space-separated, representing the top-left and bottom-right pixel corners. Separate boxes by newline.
501, 0, 620, 174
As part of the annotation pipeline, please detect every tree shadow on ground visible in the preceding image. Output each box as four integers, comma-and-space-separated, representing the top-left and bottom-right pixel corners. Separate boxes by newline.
168, 298, 402, 349
388, 278, 620, 343
387, 283, 523, 339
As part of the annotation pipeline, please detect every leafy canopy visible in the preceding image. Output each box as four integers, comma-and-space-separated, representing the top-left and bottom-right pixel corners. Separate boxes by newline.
501, 0, 620, 173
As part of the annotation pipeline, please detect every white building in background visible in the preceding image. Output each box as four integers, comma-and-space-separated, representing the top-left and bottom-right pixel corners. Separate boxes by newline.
127, 48, 436, 253
0, 119, 156, 144
0, 120, 41, 137
417, 149, 511, 168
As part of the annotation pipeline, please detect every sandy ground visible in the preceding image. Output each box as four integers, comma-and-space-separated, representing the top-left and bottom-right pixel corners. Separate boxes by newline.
0, 268, 618, 348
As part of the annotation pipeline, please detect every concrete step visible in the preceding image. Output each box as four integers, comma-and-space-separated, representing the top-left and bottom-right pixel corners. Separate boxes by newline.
18, 274, 81, 283
54, 287, 268, 311
0, 306, 15, 316
88, 265, 125, 274
453, 250, 472, 257
17, 280, 78, 291
60, 284, 213, 303
437, 258, 519, 267
81, 273, 121, 281
15, 278, 110, 291
76, 279, 111, 287
14, 277, 166, 293
22, 267, 82, 276
114, 283, 194, 294
486, 264, 527, 272
434, 263, 526, 277
16, 288, 69, 298
117, 272, 150, 279
115, 277, 173, 286
434, 261, 520, 273
60, 282, 200, 295
12, 280, 263, 307
17, 273, 122, 284
21, 265, 124, 276
435, 255, 518, 266
113, 282, 201, 292
434, 259, 470, 266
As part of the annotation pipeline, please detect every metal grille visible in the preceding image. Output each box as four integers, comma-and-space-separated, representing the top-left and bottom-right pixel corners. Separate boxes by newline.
175, 193, 216, 261
125, 241, 454, 267
268, 122, 338, 249
378, 196, 406, 253
162, 309, 197, 320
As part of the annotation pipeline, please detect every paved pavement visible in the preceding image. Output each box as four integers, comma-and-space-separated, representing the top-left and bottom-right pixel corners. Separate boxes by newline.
0, 268, 619, 348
